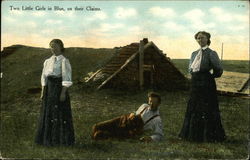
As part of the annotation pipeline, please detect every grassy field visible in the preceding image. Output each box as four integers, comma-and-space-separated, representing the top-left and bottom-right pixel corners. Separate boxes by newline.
1, 46, 249, 159
171, 59, 249, 76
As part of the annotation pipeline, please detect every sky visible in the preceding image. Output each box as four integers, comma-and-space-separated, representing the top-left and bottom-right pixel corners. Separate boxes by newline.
1, 0, 249, 60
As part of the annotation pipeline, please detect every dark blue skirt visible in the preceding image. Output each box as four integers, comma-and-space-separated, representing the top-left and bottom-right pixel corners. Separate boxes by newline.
35, 76, 75, 146
179, 72, 226, 142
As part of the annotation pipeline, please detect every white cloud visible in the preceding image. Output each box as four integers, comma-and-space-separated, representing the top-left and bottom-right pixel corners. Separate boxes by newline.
209, 7, 233, 22
184, 9, 205, 22
98, 23, 124, 32
192, 21, 216, 30
164, 21, 185, 31
85, 23, 125, 38
183, 9, 215, 30
233, 14, 248, 23
45, 19, 62, 25
209, 7, 223, 15
128, 26, 141, 33
41, 29, 54, 35
228, 25, 246, 31
149, 7, 176, 18
128, 26, 146, 35
114, 7, 137, 19
209, 7, 248, 23
208, 7, 248, 32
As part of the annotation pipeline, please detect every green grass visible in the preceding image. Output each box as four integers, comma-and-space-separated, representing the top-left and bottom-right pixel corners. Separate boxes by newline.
1, 46, 249, 159
172, 59, 249, 76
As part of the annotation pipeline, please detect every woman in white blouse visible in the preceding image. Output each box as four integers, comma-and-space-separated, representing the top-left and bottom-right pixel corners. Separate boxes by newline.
35, 39, 75, 146
178, 31, 226, 142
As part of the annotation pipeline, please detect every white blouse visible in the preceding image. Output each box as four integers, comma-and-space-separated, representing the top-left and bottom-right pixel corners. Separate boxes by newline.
190, 45, 209, 72
41, 55, 73, 87
135, 104, 164, 141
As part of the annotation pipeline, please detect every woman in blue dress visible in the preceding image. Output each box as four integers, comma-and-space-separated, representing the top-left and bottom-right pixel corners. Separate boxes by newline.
179, 31, 226, 142
35, 39, 75, 146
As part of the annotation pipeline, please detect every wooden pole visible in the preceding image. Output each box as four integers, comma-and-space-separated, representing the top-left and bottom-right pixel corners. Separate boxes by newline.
139, 40, 144, 90
221, 43, 224, 60
150, 69, 154, 89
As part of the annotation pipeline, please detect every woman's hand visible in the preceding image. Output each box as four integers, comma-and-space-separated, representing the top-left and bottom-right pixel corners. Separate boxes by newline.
40, 86, 44, 100
60, 86, 67, 102
60, 92, 66, 102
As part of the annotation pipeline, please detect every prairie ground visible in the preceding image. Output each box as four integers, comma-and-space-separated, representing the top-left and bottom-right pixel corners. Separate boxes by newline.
1, 46, 249, 159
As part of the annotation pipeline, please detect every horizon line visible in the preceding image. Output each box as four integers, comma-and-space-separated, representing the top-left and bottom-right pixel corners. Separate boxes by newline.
1, 43, 249, 61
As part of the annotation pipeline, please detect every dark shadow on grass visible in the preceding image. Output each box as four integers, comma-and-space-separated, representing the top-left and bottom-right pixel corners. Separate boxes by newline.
73, 139, 115, 152
73, 137, 146, 152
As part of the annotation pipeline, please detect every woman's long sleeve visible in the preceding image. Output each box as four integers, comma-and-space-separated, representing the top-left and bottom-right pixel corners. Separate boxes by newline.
188, 52, 196, 73
62, 58, 73, 87
41, 60, 47, 86
210, 51, 223, 78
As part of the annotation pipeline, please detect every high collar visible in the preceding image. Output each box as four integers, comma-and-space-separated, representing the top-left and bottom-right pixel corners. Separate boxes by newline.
201, 45, 209, 50
51, 54, 64, 61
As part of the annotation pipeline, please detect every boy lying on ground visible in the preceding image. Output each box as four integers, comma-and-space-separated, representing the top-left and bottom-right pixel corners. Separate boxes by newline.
92, 92, 164, 142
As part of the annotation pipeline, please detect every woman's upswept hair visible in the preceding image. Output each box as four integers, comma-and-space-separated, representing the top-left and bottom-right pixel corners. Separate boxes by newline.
194, 31, 211, 46
49, 39, 65, 52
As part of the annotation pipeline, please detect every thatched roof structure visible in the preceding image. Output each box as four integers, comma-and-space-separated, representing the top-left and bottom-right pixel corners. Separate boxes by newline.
86, 38, 188, 90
